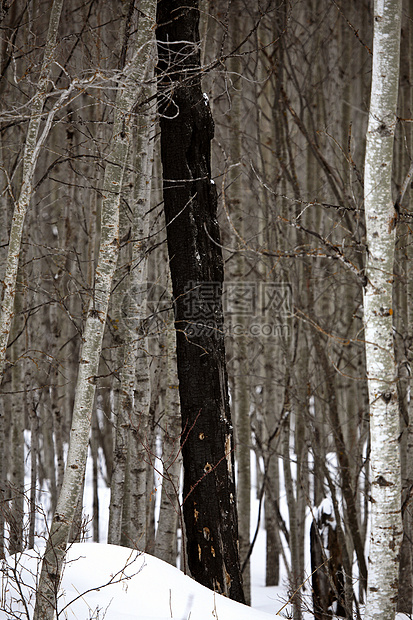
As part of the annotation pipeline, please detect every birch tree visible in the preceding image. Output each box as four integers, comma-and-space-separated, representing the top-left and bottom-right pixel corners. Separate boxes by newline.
363, 1, 403, 618
33, 3, 157, 618
108, 72, 156, 548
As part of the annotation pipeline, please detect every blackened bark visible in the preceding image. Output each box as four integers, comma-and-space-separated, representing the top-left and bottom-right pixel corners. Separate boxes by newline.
156, 0, 245, 603
310, 504, 346, 620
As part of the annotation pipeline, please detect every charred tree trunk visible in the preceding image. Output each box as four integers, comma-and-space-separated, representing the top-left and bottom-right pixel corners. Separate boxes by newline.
310, 500, 346, 620
156, 0, 244, 603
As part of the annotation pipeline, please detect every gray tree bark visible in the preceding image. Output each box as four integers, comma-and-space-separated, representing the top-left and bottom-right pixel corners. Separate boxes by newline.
33, 3, 157, 617
108, 68, 156, 548
0, 0, 66, 381
154, 277, 182, 565
225, 0, 251, 600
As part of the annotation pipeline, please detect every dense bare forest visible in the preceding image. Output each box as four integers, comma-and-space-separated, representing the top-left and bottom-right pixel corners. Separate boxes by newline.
0, 0, 411, 618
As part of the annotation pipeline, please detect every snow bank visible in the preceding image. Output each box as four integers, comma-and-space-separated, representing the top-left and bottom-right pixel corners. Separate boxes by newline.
1, 542, 275, 619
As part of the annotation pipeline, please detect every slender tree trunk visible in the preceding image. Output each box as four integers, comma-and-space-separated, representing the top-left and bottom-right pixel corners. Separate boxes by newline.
0, 394, 5, 558
154, 277, 183, 565
28, 396, 39, 551
312, 334, 368, 595
91, 408, 100, 543
120, 98, 156, 553
253, 5, 286, 588
0, 121, 8, 563
222, 0, 251, 599
282, 404, 302, 620
157, 0, 245, 602
0, 0, 65, 381
33, 4, 157, 617
8, 275, 25, 555
363, 1, 403, 618
396, 2, 413, 612
108, 72, 156, 548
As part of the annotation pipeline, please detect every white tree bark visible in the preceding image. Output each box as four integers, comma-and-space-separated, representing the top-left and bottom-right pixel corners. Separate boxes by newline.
0, 0, 64, 381
108, 79, 155, 546
33, 3, 157, 618
363, 1, 403, 618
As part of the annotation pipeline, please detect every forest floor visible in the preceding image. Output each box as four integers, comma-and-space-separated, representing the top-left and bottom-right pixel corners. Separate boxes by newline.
1, 447, 409, 618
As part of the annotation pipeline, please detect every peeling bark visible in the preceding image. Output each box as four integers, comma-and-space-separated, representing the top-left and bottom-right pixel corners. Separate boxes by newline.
363, 2, 403, 618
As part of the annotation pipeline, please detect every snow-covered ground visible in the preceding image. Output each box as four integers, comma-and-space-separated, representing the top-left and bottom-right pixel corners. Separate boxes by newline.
2, 541, 287, 619
1, 449, 302, 619
1, 495, 297, 619
2, 446, 408, 618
